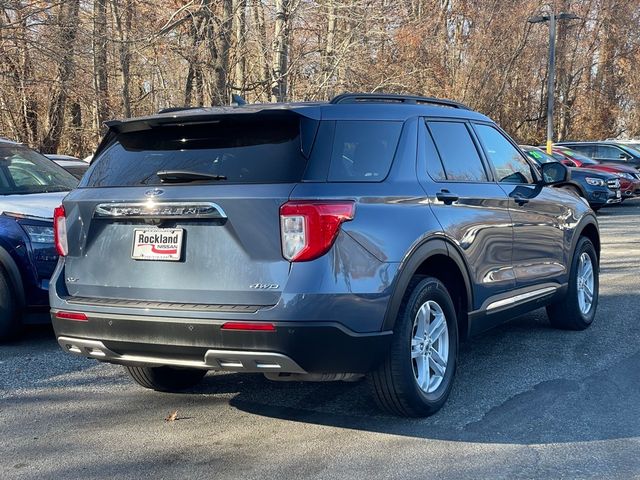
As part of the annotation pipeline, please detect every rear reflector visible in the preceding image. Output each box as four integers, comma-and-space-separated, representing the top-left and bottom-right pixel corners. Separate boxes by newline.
221, 322, 276, 331
55, 311, 88, 322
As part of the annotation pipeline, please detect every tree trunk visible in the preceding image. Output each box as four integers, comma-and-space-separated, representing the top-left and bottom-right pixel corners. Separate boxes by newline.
233, 0, 247, 95
271, 0, 291, 102
251, 0, 271, 100
41, 0, 81, 153
111, 0, 132, 118
321, 0, 337, 99
93, 0, 109, 136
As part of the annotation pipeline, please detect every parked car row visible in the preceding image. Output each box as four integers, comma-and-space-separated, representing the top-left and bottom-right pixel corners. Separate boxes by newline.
520, 146, 621, 211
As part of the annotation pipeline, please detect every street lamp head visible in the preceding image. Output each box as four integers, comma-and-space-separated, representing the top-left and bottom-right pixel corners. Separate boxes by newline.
528, 15, 550, 23
557, 12, 580, 20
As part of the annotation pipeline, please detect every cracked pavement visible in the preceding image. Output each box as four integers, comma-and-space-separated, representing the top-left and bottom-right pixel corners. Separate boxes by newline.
1, 200, 639, 479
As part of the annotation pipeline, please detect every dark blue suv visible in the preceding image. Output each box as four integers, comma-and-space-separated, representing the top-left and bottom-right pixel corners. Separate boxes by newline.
50, 94, 600, 416
0, 139, 78, 339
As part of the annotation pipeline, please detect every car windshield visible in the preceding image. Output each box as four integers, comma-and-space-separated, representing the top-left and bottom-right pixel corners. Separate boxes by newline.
524, 147, 557, 164
0, 145, 78, 195
558, 147, 599, 165
618, 142, 640, 153
617, 144, 640, 158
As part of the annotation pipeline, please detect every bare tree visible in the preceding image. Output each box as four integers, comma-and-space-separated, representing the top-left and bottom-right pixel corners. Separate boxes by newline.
40, 0, 81, 153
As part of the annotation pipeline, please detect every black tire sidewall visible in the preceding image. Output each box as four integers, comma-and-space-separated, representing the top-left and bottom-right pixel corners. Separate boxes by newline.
396, 278, 458, 409
0, 268, 18, 340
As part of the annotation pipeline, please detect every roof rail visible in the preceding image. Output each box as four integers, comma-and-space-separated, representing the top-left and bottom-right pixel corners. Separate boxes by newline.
329, 93, 470, 110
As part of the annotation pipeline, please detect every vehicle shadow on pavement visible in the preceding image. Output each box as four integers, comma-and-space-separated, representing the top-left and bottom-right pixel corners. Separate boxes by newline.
221, 299, 640, 445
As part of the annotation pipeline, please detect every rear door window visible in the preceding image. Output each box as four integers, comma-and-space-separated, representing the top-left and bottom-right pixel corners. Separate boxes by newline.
568, 144, 595, 157
426, 121, 488, 182
327, 121, 402, 182
596, 145, 625, 160
85, 112, 311, 187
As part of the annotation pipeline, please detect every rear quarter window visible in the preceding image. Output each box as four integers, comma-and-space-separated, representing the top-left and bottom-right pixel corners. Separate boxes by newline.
327, 121, 402, 182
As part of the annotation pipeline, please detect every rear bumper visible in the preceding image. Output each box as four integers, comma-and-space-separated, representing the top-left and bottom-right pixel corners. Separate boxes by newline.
51, 310, 392, 374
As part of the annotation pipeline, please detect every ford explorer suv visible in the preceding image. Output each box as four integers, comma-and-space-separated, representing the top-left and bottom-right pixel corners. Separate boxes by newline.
50, 94, 600, 417
0, 138, 78, 340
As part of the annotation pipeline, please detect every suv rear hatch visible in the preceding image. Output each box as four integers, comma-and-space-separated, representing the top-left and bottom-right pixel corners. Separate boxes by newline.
61, 109, 318, 307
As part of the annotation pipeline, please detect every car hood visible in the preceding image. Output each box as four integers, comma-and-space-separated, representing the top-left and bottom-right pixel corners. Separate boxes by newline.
0, 191, 68, 220
573, 167, 615, 179
595, 163, 638, 174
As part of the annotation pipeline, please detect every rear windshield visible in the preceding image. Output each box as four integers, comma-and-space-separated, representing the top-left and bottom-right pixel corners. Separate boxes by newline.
84, 113, 310, 187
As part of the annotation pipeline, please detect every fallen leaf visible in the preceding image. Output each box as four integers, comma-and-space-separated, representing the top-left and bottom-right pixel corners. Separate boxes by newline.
165, 410, 178, 422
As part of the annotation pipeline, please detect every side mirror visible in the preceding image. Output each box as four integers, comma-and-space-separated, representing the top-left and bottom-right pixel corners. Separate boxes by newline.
619, 153, 630, 160
562, 159, 577, 167
541, 162, 568, 185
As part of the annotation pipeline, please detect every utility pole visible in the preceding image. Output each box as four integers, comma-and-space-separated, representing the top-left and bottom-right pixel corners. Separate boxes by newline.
529, 11, 578, 154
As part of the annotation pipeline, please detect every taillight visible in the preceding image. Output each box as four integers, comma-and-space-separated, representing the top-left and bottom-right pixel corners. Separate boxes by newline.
53, 205, 68, 256
279, 201, 355, 262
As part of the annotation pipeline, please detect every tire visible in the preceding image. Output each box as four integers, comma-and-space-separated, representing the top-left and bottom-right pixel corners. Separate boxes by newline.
0, 267, 20, 342
125, 365, 207, 392
369, 277, 459, 417
546, 236, 598, 330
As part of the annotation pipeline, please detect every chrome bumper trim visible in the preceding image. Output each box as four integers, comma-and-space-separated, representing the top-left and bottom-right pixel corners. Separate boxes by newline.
57, 336, 307, 373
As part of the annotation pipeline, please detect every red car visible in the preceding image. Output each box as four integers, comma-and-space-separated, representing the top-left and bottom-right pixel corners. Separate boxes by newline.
551, 146, 640, 199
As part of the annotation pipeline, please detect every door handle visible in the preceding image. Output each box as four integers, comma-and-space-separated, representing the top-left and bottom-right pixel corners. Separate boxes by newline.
513, 194, 529, 206
436, 190, 459, 205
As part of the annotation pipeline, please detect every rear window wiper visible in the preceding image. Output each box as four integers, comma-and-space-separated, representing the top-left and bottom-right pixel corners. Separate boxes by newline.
156, 170, 227, 183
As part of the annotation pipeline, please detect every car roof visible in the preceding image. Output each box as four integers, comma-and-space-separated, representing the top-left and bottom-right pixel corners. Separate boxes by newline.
45, 154, 81, 161
105, 95, 493, 134
52, 159, 88, 167
557, 141, 627, 145
0, 137, 22, 146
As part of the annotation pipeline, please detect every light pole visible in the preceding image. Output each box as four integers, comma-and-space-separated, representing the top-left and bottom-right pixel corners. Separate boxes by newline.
529, 11, 579, 154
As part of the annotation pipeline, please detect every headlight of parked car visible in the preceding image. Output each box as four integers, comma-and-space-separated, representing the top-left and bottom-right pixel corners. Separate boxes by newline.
614, 172, 634, 180
22, 225, 55, 244
585, 177, 606, 186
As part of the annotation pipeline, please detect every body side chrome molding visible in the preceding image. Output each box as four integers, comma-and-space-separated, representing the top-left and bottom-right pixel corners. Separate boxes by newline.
486, 286, 558, 312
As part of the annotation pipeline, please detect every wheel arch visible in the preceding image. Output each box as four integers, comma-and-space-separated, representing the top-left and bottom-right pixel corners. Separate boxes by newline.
574, 216, 600, 261
558, 181, 586, 197
382, 238, 473, 340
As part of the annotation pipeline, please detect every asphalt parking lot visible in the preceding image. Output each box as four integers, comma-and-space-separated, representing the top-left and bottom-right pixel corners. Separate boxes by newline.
1, 200, 639, 480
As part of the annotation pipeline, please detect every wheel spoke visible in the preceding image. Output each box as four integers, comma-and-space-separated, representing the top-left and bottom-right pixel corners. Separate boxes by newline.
416, 304, 428, 337
583, 258, 593, 279
416, 355, 429, 390
429, 349, 447, 377
429, 313, 446, 342
583, 282, 593, 297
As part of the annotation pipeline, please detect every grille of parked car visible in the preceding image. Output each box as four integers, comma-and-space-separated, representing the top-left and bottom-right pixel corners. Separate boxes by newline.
607, 178, 621, 189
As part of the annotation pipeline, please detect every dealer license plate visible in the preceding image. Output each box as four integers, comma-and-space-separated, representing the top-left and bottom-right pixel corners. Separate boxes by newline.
131, 228, 183, 261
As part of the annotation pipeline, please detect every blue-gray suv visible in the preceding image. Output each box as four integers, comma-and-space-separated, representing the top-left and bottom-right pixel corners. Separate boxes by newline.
51, 94, 600, 417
